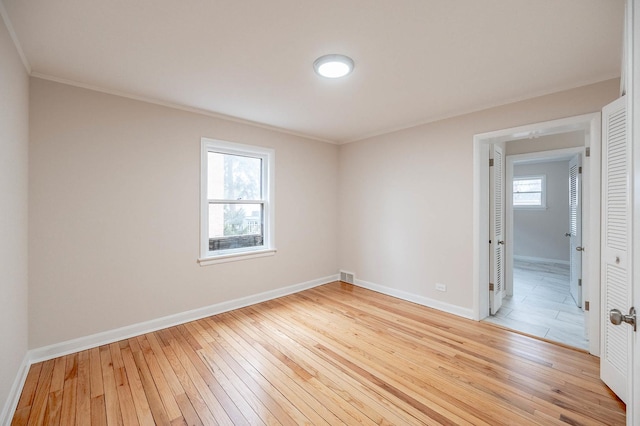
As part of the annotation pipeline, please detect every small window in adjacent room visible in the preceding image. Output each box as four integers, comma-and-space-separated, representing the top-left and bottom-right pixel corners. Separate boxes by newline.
513, 175, 546, 209
199, 138, 275, 265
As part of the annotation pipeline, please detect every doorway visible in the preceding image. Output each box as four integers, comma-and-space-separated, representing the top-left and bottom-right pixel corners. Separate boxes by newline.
484, 146, 588, 350
472, 113, 602, 355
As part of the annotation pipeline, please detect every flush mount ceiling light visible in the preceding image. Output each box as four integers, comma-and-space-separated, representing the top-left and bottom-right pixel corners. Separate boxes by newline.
313, 54, 354, 78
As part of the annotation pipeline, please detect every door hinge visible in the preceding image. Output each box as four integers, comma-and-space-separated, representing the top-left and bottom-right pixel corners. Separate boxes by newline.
585, 301, 590, 311
585, 147, 590, 157
489, 282, 494, 291
489, 158, 494, 167
578, 278, 582, 287
578, 166, 582, 174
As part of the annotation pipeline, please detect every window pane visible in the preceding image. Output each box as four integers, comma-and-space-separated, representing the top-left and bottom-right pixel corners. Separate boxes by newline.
513, 178, 542, 193
514, 192, 542, 206
208, 203, 263, 251
207, 152, 262, 200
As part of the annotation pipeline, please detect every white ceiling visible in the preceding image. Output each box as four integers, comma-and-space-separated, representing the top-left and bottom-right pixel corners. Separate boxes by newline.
1, 0, 625, 143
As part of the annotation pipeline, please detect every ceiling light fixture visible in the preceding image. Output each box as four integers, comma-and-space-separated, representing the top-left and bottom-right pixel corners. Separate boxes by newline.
313, 54, 354, 78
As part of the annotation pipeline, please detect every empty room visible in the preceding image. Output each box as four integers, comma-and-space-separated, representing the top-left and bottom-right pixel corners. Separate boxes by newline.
2, 0, 640, 425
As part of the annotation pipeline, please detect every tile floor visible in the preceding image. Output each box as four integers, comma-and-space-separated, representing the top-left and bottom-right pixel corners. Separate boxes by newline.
483, 259, 588, 350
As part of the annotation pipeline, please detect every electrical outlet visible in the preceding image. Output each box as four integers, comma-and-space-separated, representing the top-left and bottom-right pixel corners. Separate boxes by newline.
435, 283, 447, 292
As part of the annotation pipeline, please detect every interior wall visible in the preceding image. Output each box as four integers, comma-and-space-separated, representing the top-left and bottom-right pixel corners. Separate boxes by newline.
505, 130, 584, 155
0, 16, 29, 418
28, 78, 339, 348
512, 160, 571, 262
338, 79, 619, 312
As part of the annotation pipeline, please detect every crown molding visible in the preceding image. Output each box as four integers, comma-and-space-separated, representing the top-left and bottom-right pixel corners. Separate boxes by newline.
341, 74, 620, 145
0, 0, 30, 73
30, 72, 338, 145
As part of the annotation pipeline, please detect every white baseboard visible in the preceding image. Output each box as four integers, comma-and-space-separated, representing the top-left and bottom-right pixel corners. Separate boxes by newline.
4, 273, 472, 423
0, 354, 30, 426
1, 274, 339, 424
353, 278, 474, 320
513, 255, 570, 265
28, 274, 338, 364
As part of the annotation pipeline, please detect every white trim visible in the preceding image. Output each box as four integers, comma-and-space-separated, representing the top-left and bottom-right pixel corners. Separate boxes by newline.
200, 138, 275, 262
343, 75, 619, 145
505, 146, 584, 297
512, 255, 570, 265
473, 112, 601, 356
584, 116, 602, 357
0, 0, 31, 73
198, 248, 276, 266
508, 147, 586, 164
28, 274, 338, 364
474, 113, 601, 145
0, 354, 29, 426
1, 274, 338, 422
473, 142, 491, 320
29, 72, 618, 146
354, 278, 474, 320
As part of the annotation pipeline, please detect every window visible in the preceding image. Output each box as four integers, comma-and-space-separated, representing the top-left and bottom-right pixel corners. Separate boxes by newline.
199, 138, 275, 265
513, 175, 546, 208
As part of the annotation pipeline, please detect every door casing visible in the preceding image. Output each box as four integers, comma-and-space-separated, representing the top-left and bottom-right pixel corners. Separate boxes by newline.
473, 112, 602, 355
504, 147, 584, 301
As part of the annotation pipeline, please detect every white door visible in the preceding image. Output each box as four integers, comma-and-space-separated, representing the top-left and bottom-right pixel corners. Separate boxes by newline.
631, 0, 640, 420
627, 1, 640, 421
600, 95, 633, 404
490, 145, 505, 315
568, 155, 583, 307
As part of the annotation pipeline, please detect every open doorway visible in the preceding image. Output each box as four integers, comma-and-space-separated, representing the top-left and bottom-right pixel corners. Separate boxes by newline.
473, 113, 602, 355
484, 139, 588, 350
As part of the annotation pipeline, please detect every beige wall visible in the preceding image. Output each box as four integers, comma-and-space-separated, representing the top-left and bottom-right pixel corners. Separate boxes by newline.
513, 161, 570, 262
0, 17, 29, 417
23, 75, 620, 346
338, 79, 619, 311
28, 78, 339, 348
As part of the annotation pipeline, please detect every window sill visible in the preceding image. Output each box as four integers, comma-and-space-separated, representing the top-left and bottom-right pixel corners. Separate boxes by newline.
198, 248, 277, 266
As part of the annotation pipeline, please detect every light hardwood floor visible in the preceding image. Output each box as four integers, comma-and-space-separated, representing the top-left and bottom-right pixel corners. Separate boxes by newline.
12, 282, 624, 425
483, 259, 588, 350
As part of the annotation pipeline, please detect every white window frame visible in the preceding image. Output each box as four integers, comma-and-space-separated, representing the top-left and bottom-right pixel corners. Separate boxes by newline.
513, 175, 547, 209
198, 138, 276, 266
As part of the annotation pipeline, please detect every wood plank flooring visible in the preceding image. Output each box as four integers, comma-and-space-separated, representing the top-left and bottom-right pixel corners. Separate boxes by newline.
12, 282, 625, 425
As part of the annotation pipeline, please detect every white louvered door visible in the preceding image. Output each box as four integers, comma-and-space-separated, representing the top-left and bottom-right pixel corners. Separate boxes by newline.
568, 155, 582, 307
490, 145, 505, 315
600, 95, 632, 403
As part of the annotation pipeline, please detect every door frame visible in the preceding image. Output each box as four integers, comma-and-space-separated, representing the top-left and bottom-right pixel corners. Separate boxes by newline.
505, 147, 584, 299
472, 112, 602, 355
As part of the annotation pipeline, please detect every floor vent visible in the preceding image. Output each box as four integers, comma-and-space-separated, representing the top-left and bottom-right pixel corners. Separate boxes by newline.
340, 271, 354, 284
